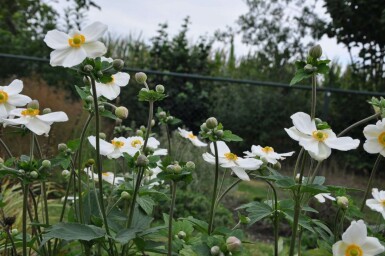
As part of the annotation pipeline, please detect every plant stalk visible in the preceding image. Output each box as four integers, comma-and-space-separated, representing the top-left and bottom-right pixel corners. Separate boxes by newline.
360, 154, 382, 211
208, 141, 219, 234
168, 181, 177, 256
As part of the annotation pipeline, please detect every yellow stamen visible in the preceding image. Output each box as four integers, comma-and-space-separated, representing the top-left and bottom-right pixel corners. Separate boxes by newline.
131, 139, 142, 148
21, 108, 40, 117
0, 90, 9, 104
111, 140, 124, 148
102, 172, 110, 177
345, 244, 363, 256
224, 152, 238, 161
188, 133, 197, 140
68, 34, 86, 48
262, 146, 274, 153
378, 132, 385, 146
312, 130, 328, 142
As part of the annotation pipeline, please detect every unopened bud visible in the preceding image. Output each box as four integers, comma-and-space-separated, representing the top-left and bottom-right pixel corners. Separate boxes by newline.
309, 44, 322, 59
62, 169, 70, 177
205, 117, 218, 129
215, 130, 223, 138
83, 64, 93, 72
273, 161, 281, 170
85, 95, 94, 103
99, 133, 106, 140
177, 231, 186, 239
42, 160, 51, 168
337, 196, 349, 210
166, 116, 174, 122
140, 125, 146, 131
120, 191, 131, 200
11, 229, 18, 236
96, 71, 103, 78
155, 84, 165, 93
58, 143, 68, 151
200, 123, 209, 132
241, 216, 251, 224
98, 105, 105, 112
151, 119, 155, 127
30, 171, 38, 179
87, 159, 95, 165
136, 130, 144, 136
226, 236, 242, 252
185, 161, 195, 170
173, 164, 182, 173
135, 72, 147, 84
112, 59, 124, 70
159, 111, 167, 118
27, 100, 39, 110
136, 155, 149, 167
42, 108, 52, 114
210, 246, 221, 255
115, 106, 129, 119
83, 76, 91, 85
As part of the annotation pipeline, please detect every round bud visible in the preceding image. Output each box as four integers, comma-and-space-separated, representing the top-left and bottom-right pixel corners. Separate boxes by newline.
200, 123, 209, 132
120, 191, 131, 200
140, 88, 149, 92
166, 116, 174, 122
337, 196, 349, 210
115, 106, 129, 119
205, 117, 218, 129
151, 119, 155, 127
42, 160, 51, 168
155, 84, 165, 93
65, 148, 73, 155
185, 161, 195, 171
85, 95, 94, 103
11, 229, 18, 236
159, 111, 167, 118
136, 155, 149, 167
226, 236, 242, 252
83, 76, 91, 85
18, 169, 25, 174
140, 125, 146, 131
62, 169, 70, 177
173, 164, 182, 173
99, 133, 106, 140
136, 130, 144, 136
4, 216, 16, 226
135, 72, 147, 84
210, 246, 221, 256
42, 108, 52, 114
309, 44, 322, 59
27, 100, 39, 110
215, 130, 224, 138
96, 71, 103, 78
83, 64, 93, 72
177, 231, 186, 240
98, 105, 105, 112
30, 171, 38, 179
241, 216, 251, 224
87, 159, 95, 165
295, 173, 303, 183
112, 59, 124, 70
166, 165, 174, 172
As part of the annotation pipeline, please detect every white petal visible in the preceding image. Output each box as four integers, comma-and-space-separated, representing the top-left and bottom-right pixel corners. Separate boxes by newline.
372, 188, 381, 201
299, 138, 319, 155
308, 142, 331, 161
236, 158, 262, 170
202, 153, 216, 164
3, 79, 23, 95
332, 241, 347, 256
285, 127, 308, 141
178, 128, 189, 138
37, 112, 68, 123
44, 30, 70, 49
231, 167, 250, 181
50, 48, 87, 68
153, 149, 168, 155
0, 104, 8, 118
191, 138, 207, 147
83, 41, 107, 58
314, 194, 326, 203
147, 137, 160, 149
107, 149, 123, 159
26, 118, 51, 135
366, 199, 384, 213
363, 123, 383, 139
342, 220, 367, 244
87, 136, 115, 156
81, 22, 108, 42
324, 137, 360, 151
360, 237, 385, 254
211, 141, 230, 156
291, 112, 316, 135
95, 83, 120, 100
363, 139, 383, 154
3, 116, 29, 125
7, 94, 32, 106
113, 72, 130, 87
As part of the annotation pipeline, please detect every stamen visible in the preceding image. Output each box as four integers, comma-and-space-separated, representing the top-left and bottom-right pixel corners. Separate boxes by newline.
111, 140, 124, 148
0, 91, 8, 104
345, 244, 362, 256
68, 34, 86, 48
21, 108, 40, 117
378, 132, 385, 146
312, 130, 328, 142
262, 146, 274, 153
224, 152, 238, 161
131, 139, 142, 148
188, 133, 197, 139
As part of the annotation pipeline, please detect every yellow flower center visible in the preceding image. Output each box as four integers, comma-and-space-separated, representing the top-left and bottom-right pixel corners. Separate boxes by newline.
68, 34, 86, 48
0, 90, 9, 104
102, 172, 110, 177
312, 130, 328, 142
224, 152, 238, 161
188, 133, 197, 139
345, 244, 363, 256
378, 132, 385, 146
107, 77, 115, 85
111, 140, 124, 148
131, 139, 142, 148
262, 146, 274, 153
21, 108, 40, 117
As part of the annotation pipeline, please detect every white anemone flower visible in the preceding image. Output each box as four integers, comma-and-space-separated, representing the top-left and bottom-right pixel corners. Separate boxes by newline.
363, 119, 385, 156
332, 220, 384, 256
285, 112, 360, 161
0, 79, 31, 118
314, 193, 336, 203
88, 136, 131, 159
202, 141, 263, 181
178, 128, 207, 147
125, 136, 167, 156
83, 168, 124, 185
244, 145, 294, 164
44, 21, 107, 67
3, 108, 68, 135
366, 188, 385, 219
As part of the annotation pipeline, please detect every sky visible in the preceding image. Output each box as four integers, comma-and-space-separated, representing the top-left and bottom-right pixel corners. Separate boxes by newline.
55, 0, 354, 66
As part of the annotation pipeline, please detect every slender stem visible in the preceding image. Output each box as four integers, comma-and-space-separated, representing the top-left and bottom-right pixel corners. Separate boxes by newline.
208, 141, 219, 234
0, 138, 12, 158
298, 228, 302, 256
166, 124, 172, 157
5, 228, 17, 256
142, 101, 154, 151
22, 183, 28, 256
311, 75, 317, 119
265, 180, 279, 256
292, 148, 304, 178
168, 181, 177, 256
361, 154, 382, 211
215, 178, 240, 209
42, 182, 51, 255
338, 113, 380, 137
333, 208, 341, 241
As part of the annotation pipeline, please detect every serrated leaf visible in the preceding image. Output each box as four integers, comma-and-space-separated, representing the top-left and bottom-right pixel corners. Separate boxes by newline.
43, 222, 105, 242
222, 130, 242, 142
290, 69, 312, 85
137, 196, 155, 215
114, 228, 137, 244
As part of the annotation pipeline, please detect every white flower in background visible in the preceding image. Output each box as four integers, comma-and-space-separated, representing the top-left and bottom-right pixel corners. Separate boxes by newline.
366, 188, 385, 219
244, 145, 294, 164
332, 220, 384, 256
126, 136, 167, 156
88, 136, 131, 159
3, 108, 68, 135
146, 163, 163, 188
202, 141, 263, 181
285, 112, 360, 161
314, 193, 336, 203
44, 21, 107, 67
178, 128, 207, 147
363, 119, 385, 156
0, 79, 31, 118
83, 168, 124, 185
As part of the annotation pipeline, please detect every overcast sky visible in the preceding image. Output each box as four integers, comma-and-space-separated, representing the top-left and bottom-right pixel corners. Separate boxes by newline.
55, 0, 353, 66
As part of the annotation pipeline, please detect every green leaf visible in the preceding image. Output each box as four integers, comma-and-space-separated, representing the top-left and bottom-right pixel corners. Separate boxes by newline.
100, 110, 117, 120
316, 63, 329, 74
99, 75, 113, 84
75, 85, 88, 100
300, 184, 329, 195
67, 138, 80, 151
138, 90, 166, 102
241, 202, 274, 226
222, 130, 243, 142
114, 228, 137, 244
295, 60, 306, 69
290, 69, 312, 85
181, 216, 208, 234
137, 196, 155, 215
303, 248, 332, 256
43, 222, 105, 242
275, 177, 296, 190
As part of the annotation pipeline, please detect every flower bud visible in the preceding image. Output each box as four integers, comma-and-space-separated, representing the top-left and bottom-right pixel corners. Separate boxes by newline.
185, 161, 195, 171
210, 246, 221, 255
42, 160, 51, 168
99, 133, 106, 140
173, 164, 182, 173
159, 111, 167, 118
85, 95, 94, 103
140, 125, 146, 131
295, 173, 303, 183
42, 108, 52, 114
273, 161, 281, 170
309, 44, 322, 59
166, 116, 174, 122
226, 236, 242, 252
30, 171, 38, 179
98, 105, 105, 111
115, 106, 129, 119
200, 123, 209, 132
205, 117, 218, 129
135, 72, 147, 84
62, 169, 70, 177
155, 84, 165, 93
83, 76, 90, 85
337, 196, 349, 210
136, 155, 149, 167
87, 159, 95, 165
11, 229, 18, 236
215, 130, 223, 138
177, 231, 186, 239
120, 191, 131, 200
27, 100, 39, 110
140, 88, 149, 92
151, 119, 155, 127
4, 216, 15, 226
136, 130, 144, 136
18, 169, 25, 174
96, 71, 103, 78
112, 59, 124, 70
83, 64, 93, 72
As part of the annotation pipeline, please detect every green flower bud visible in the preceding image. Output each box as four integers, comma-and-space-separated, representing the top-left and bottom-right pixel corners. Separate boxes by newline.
99, 133, 106, 140
205, 117, 218, 129
62, 169, 70, 177
115, 106, 129, 119
98, 105, 105, 112
159, 111, 167, 118
135, 72, 147, 84
337, 196, 349, 210
200, 123, 209, 132
309, 44, 322, 59
65, 148, 73, 155
241, 216, 251, 224
177, 231, 186, 239
112, 59, 124, 70
185, 161, 195, 171
85, 95, 94, 103
83, 76, 90, 85
151, 119, 155, 127
155, 84, 165, 93
11, 229, 18, 236
166, 165, 174, 172
226, 236, 242, 252
42, 108, 52, 114
173, 164, 182, 173
136, 155, 149, 167
140, 125, 146, 131
215, 130, 224, 138
30, 171, 38, 179
83, 64, 93, 72
87, 159, 95, 165
210, 246, 221, 256
42, 160, 51, 168
166, 116, 174, 122
136, 130, 144, 136
96, 71, 103, 78
140, 88, 149, 92
18, 169, 25, 174
27, 100, 39, 110
120, 191, 131, 200
273, 161, 281, 170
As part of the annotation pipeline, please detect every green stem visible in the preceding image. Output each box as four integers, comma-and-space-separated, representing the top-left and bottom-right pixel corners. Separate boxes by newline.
338, 113, 380, 137
168, 181, 177, 256
265, 180, 279, 256
333, 208, 341, 241
208, 141, 219, 235
311, 75, 317, 119
0, 138, 12, 158
215, 177, 240, 209
292, 148, 304, 178
142, 101, 154, 151
166, 124, 172, 157
41, 182, 51, 255
22, 183, 28, 256
361, 154, 382, 211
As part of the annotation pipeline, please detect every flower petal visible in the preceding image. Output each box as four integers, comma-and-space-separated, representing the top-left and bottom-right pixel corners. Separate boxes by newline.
366, 199, 384, 213
95, 83, 120, 100
190, 138, 207, 147
285, 127, 308, 141
113, 72, 130, 87
231, 167, 250, 181
324, 137, 360, 151
360, 237, 385, 254
341, 220, 367, 244
26, 118, 51, 135
50, 48, 87, 67
87, 136, 115, 156
299, 138, 319, 155
81, 21, 108, 42
308, 142, 331, 161
0, 104, 8, 118
202, 153, 215, 164
37, 112, 68, 123
211, 141, 230, 156
44, 30, 70, 49
363, 139, 383, 154
83, 41, 107, 58
7, 94, 32, 106
332, 241, 347, 256
236, 158, 262, 170
363, 122, 384, 139
3, 79, 23, 95
291, 112, 316, 135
